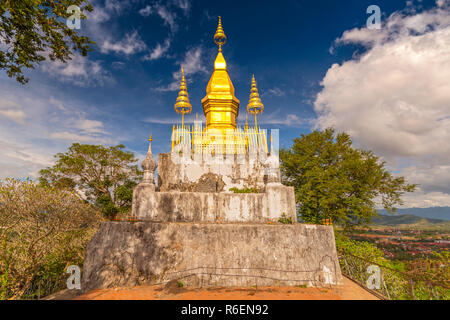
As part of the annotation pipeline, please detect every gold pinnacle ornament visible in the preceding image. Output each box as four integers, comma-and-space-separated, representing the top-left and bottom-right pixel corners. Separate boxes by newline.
247, 75, 264, 130
174, 67, 192, 128
214, 16, 227, 50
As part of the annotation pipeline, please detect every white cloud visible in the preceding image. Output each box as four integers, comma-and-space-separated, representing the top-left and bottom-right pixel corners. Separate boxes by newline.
237, 111, 309, 127
401, 191, 450, 208
139, 5, 152, 17
41, 53, 112, 86
155, 46, 207, 91
100, 31, 147, 55
0, 109, 26, 125
49, 131, 110, 144
0, 99, 25, 124
140, 4, 178, 33
73, 119, 107, 135
172, 0, 191, 15
0, 77, 116, 178
180, 46, 207, 75
143, 38, 171, 61
401, 165, 450, 194
436, 0, 449, 8
264, 87, 286, 97
315, 4, 450, 208
0, 140, 54, 179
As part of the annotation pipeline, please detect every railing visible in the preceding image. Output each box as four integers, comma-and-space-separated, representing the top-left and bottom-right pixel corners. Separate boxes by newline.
338, 250, 450, 300
171, 122, 269, 155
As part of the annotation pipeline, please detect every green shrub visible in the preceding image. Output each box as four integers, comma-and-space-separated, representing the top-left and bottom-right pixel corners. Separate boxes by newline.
229, 187, 259, 194
278, 213, 293, 224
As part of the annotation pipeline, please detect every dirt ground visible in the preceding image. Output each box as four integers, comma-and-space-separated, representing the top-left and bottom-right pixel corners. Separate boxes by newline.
45, 277, 379, 300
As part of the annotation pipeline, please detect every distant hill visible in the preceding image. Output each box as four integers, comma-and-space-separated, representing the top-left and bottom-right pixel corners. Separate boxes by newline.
372, 214, 450, 230
377, 207, 450, 221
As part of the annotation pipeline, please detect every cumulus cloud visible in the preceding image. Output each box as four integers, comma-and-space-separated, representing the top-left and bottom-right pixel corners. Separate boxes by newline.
314, 4, 450, 208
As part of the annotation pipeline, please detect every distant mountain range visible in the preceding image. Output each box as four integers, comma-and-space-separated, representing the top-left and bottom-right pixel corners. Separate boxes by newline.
377, 207, 450, 221
372, 213, 449, 227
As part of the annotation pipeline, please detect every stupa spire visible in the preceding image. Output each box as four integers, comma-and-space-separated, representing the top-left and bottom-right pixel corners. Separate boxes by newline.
202, 17, 240, 130
247, 75, 264, 130
174, 67, 192, 128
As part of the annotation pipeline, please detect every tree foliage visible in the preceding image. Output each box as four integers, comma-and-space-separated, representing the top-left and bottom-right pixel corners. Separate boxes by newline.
0, 0, 94, 84
280, 129, 416, 228
0, 178, 102, 299
39, 143, 142, 219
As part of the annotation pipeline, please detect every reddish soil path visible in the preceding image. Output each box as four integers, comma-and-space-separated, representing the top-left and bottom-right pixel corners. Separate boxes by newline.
60, 277, 378, 300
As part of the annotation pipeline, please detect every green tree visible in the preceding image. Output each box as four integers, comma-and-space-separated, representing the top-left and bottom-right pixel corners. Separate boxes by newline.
0, 0, 94, 84
280, 129, 416, 229
39, 143, 142, 219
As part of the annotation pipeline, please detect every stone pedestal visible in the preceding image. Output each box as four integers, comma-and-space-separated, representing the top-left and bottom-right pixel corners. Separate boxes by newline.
132, 184, 296, 223
81, 222, 343, 292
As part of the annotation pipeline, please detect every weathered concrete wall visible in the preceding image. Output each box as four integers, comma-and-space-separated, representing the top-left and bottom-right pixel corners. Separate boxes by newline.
132, 183, 296, 223
82, 222, 343, 292
158, 152, 280, 192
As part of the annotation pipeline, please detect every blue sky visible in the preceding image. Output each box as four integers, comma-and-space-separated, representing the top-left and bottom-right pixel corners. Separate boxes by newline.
0, 0, 449, 208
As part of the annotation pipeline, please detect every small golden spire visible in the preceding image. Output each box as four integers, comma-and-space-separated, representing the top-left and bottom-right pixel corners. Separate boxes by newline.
214, 16, 227, 51
174, 66, 192, 128
149, 134, 152, 142
247, 75, 264, 130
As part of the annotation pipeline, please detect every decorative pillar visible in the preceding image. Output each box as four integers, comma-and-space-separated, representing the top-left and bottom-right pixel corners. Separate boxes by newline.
141, 135, 157, 191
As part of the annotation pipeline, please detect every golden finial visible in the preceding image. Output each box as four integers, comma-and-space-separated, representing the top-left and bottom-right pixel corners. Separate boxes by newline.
214, 16, 227, 51
174, 66, 192, 128
247, 75, 264, 130
148, 134, 153, 142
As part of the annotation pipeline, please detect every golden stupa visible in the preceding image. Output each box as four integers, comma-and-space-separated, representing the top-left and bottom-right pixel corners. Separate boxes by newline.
201, 16, 240, 130
171, 17, 268, 155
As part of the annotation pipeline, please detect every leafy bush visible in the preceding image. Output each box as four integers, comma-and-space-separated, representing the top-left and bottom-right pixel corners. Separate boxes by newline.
0, 179, 102, 299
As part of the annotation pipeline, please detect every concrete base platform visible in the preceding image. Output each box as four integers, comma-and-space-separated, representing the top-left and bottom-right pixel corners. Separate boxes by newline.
132, 183, 296, 223
81, 222, 343, 293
